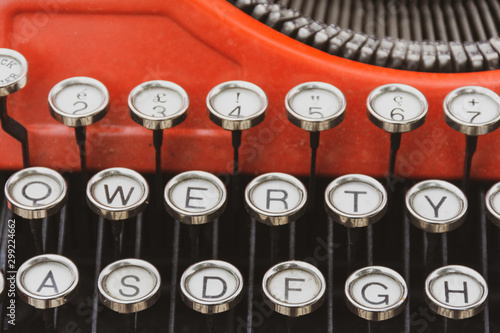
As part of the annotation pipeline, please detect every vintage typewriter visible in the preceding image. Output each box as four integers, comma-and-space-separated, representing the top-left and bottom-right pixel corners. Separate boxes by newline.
1, 0, 500, 332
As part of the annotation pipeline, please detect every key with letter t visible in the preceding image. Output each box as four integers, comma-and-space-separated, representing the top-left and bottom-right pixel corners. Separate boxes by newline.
324, 174, 388, 271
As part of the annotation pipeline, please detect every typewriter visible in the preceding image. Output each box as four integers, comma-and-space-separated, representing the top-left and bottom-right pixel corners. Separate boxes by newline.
1, 0, 500, 332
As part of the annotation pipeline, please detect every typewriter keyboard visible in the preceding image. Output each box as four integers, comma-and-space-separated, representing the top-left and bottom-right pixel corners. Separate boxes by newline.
1, 173, 500, 332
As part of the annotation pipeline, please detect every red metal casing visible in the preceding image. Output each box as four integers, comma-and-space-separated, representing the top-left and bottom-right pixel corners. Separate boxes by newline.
0, 0, 499, 180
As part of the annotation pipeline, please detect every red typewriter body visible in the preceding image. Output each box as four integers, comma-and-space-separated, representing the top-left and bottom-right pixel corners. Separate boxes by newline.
1, 0, 499, 180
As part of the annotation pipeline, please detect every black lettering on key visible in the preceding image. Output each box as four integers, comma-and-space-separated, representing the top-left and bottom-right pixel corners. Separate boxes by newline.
104, 185, 135, 206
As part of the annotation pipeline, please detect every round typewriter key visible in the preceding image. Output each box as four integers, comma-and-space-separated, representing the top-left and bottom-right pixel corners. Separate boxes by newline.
16, 254, 79, 309
207, 80, 267, 131
443, 86, 500, 136
48, 77, 109, 127
0, 271, 5, 300
164, 171, 227, 225
367, 83, 428, 133
180, 260, 243, 314
128, 80, 189, 130
98, 258, 161, 314
345, 266, 408, 321
405, 180, 467, 233
0, 49, 30, 167
0, 48, 28, 96
86, 167, 149, 220
285, 81, 346, 132
245, 173, 307, 226
262, 260, 325, 317
485, 182, 500, 227
425, 265, 488, 319
5, 167, 68, 219
324, 174, 388, 228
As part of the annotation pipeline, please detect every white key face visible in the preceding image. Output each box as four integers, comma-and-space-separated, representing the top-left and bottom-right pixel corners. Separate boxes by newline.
430, 273, 484, 307
186, 267, 239, 302
53, 83, 106, 116
132, 87, 184, 118
490, 191, 500, 216
289, 88, 342, 119
267, 268, 321, 304
0, 272, 4, 295
448, 92, 500, 125
10, 174, 64, 207
350, 274, 403, 309
170, 178, 222, 213
330, 182, 382, 216
92, 175, 145, 208
250, 180, 303, 213
104, 265, 157, 301
22, 262, 74, 297
211, 87, 264, 119
371, 90, 424, 122
411, 188, 462, 222
0, 55, 23, 86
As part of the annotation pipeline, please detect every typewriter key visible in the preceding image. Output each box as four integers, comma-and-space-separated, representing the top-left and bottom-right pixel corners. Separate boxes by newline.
245, 172, 307, 226
207, 80, 268, 211
16, 254, 79, 309
443, 86, 500, 136
49, 77, 110, 180
180, 260, 243, 314
0, 48, 30, 167
367, 84, 428, 187
0, 48, 28, 96
345, 266, 408, 321
285, 81, 346, 132
5, 167, 67, 254
207, 80, 267, 131
367, 83, 428, 133
444, 86, 500, 191
324, 174, 388, 228
0, 271, 4, 300
405, 180, 467, 233
129, 80, 190, 211
164, 171, 227, 225
86, 168, 149, 220
98, 258, 161, 313
128, 80, 189, 130
207, 80, 268, 214
262, 260, 325, 317
485, 182, 500, 227
285, 81, 346, 209
5, 167, 68, 220
425, 265, 488, 319
87, 168, 149, 258
49, 77, 109, 128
